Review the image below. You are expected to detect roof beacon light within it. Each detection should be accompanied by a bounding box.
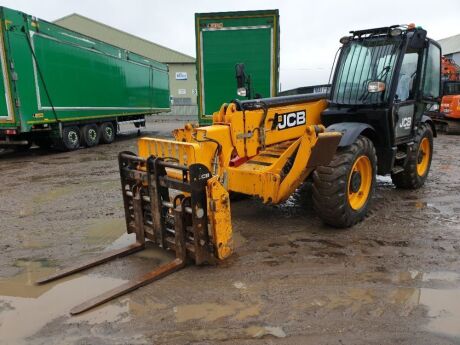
[340,36,350,45]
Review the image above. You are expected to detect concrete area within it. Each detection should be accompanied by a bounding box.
[0,117,459,345]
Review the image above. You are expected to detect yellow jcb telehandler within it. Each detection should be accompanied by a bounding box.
[38,24,440,314]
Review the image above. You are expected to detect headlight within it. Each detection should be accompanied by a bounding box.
[367,81,386,93]
[237,87,247,97]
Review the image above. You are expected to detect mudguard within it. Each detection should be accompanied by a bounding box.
[326,122,376,147]
[421,115,437,137]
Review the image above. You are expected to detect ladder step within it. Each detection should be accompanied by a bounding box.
[392,166,405,175]
[395,151,407,160]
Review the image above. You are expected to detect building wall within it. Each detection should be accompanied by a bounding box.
[167,63,198,116]
[168,63,197,104]
[446,52,460,66]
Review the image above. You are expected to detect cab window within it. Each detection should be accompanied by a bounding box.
[423,43,441,99]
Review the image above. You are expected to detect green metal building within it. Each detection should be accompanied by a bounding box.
[54,13,197,116]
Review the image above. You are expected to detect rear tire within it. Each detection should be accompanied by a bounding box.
[391,123,433,189]
[313,136,377,228]
[58,126,80,151]
[99,122,115,144]
[81,124,100,147]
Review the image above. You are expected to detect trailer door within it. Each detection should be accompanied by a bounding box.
[0,26,13,122]
[199,26,274,115]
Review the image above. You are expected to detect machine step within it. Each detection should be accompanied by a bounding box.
[392,166,405,175]
[395,151,407,160]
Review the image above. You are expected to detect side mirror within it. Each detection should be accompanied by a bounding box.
[235,63,248,97]
[408,29,427,50]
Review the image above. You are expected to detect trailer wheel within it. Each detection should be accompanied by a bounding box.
[391,123,433,189]
[100,122,115,144]
[81,124,100,147]
[59,126,80,151]
[312,136,377,228]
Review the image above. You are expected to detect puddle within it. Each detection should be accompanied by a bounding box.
[246,325,286,338]
[85,218,127,246]
[67,298,130,325]
[134,245,175,262]
[420,288,460,338]
[422,271,460,283]
[32,185,76,204]
[309,271,460,339]
[0,274,128,344]
[0,259,58,298]
[174,300,260,322]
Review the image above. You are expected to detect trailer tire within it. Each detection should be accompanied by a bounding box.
[59,126,80,151]
[81,124,100,147]
[312,136,377,228]
[100,122,115,144]
[391,123,433,189]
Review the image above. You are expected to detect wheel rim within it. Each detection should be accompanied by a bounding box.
[68,131,78,145]
[347,155,372,211]
[416,137,430,176]
[105,127,113,138]
[88,128,97,141]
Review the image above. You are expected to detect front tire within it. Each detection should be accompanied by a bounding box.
[391,123,433,189]
[313,136,377,228]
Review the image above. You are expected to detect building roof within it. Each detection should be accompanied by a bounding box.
[54,13,195,64]
[438,34,460,55]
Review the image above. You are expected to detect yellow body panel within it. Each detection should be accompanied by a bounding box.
[137,96,341,261]
[207,176,233,259]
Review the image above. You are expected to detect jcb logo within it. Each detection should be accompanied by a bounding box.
[273,110,306,130]
[399,117,412,130]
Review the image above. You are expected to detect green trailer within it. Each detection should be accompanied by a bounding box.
[195,10,280,125]
[0,7,170,150]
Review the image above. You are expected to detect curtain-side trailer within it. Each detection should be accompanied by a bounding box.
[0,7,170,150]
[195,10,280,125]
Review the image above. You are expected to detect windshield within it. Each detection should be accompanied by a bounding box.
[332,39,400,105]
[443,82,460,96]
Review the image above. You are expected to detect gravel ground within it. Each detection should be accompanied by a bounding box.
[0,117,459,345]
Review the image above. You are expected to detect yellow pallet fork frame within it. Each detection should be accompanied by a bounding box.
[38,95,341,314]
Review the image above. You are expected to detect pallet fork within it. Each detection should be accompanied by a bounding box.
[37,151,227,315]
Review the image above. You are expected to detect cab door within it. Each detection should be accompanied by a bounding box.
[393,51,419,141]
[393,42,441,142]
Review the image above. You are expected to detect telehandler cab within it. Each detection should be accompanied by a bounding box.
[38,24,440,314]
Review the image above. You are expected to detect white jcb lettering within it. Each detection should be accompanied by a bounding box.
[277,115,287,130]
[297,111,306,125]
[399,117,412,130]
[287,113,297,127]
[276,110,307,130]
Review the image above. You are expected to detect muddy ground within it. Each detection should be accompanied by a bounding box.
[0,117,459,345]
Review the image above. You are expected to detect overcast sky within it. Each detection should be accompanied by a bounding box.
[2,0,458,90]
